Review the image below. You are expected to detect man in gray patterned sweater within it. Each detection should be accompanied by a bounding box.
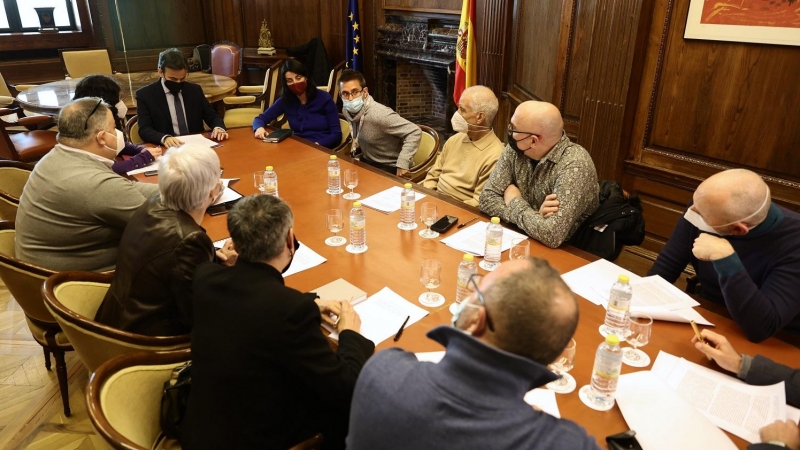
[480,101,599,248]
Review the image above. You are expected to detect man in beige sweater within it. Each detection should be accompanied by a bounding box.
[423,86,503,207]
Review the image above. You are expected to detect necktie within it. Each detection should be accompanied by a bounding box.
[172,93,189,136]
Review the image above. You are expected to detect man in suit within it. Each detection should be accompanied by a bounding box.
[181,195,374,450]
[135,48,228,147]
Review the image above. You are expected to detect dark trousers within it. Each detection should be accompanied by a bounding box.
[360,155,396,175]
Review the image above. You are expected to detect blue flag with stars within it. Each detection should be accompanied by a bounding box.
[346,0,362,72]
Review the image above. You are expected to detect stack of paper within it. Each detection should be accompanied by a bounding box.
[359,186,426,213]
[212,239,326,277]
[439,221,528,257]
[176,133,221,148]
[311,278,368,305]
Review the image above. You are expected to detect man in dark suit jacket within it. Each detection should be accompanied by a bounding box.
[181,195,374,450]
[135,48,228,147]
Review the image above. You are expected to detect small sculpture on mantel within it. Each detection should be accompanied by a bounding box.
[257,19,276,55]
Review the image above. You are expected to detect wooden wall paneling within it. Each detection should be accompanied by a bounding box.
[241,0,322,49]
[363,0,377,87]
[382,0,461,14]
[203,0,245,45]
[321,0,347,66]
[474,0,513,97]
[104,0,206,51]
[559,0,593,127]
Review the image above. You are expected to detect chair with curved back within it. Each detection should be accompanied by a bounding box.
[0,106,57,162]
[405,125,441,183]
[59,48,114,78]
[126,115,143,145]
[0,160,33,199]
[223,61,282,128]
[334,114,352,153]
[0,221,73,416]
[0,191,19,221]
[211,43,242,79]
[43,271,191,374]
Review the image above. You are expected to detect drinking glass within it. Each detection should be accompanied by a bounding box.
[325,209,346,246]
[419,202,439,238]
[343,169,360,200]
[623,315,653,367]
[418,259,445,307]
[546,338,577,394]
[509,238,530,260]
[253,171,265,194]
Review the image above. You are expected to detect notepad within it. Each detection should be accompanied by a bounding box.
[310,278,368,305]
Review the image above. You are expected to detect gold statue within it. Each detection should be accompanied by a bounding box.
[257,19,276,55]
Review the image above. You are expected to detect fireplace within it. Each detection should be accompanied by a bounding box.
[376,15,458,140]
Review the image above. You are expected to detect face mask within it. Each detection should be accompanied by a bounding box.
[282,236,301,274]
[288,81,307,96]
[451,111,470,134]
[507,129,532,153]
[115,100,128,119]
[343,97,364,113]
[164,80,184,95]
[684,188,770,234]
[103,129,125,155]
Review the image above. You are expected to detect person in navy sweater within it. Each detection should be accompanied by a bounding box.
[649,168,800,342]
[253,60,341,149]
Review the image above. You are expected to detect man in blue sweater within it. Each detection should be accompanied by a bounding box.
[346,257,601,450]
[649,169,800,342]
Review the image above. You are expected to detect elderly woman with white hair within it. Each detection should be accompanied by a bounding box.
[94,144,236,336]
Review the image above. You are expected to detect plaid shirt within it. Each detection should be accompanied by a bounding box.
[479,134,599,248]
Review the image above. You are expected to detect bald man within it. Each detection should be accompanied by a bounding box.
[423,86,504,207]
[479,101,599,248]
[649,169,800,342]
[346,257,601,450]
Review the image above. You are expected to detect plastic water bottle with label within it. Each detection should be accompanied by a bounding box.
[479,217,503,271]
[451,254,477,314]
[579,334,623,411]
[398,183,417,230]
[263,166,278,197]
[326,155,343,195]
[347,201,367,254]
[600,275,632,338]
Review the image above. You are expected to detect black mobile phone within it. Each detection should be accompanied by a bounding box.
[207,204,227,216]
[144,170,158,177]
[431,215,458,233]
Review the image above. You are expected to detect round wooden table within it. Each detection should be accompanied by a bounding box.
[15,72,238,116]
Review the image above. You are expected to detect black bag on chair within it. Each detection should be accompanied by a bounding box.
[189,44,211,72]
[161,361,192,440]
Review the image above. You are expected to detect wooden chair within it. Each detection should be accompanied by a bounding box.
[126,115,143,145]
[211,43,242,79]
[223,61,282,129]
[0,191,18,221]
[0,160,33,199]
[0,72,15,108]
[0,106,57,162]
[59,48,113,78]
[43,271,191,374]
[0,221,73,416]
[334,114,352,153]
[405,125,440,183]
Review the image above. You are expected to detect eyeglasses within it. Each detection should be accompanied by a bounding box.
[340,89,364,100]
[507,123,541,141]
[466,274,495,332]
[84,99,103,130]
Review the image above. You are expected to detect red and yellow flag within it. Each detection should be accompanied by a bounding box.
[454,0,477,104]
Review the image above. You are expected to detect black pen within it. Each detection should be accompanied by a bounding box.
[393,315,410,341]
[457,217,478,229]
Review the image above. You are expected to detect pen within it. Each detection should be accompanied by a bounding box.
[690,320,712,360]
[458,217,478,229]
[393,315,410,342]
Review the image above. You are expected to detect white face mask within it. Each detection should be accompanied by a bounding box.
[103,129,126,155]
[115,100,128,119]
[684,188,770,234]
[451,111,470,134]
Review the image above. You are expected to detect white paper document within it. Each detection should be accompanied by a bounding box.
[282,242,327,278]
[328,287,428,345]
[175,133,221,148]
[126,158,159,176]
[522,388,561,418]
[212,187,243,206]
[439,221,528,257]
[651,351,787,443]
[561,259,639,306]
[415,351,445,363]
[359,186,426,213]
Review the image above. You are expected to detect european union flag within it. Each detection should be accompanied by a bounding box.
[346,0,362,72]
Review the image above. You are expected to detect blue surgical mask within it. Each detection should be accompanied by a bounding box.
[343,97,364,114]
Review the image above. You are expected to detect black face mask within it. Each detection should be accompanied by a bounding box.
[164,80,185,95]
[507,129,530,153]
[282,236,301,274]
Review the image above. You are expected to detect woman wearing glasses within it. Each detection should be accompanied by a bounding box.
[253,60,342,149]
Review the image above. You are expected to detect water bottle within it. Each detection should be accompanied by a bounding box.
[455,254,477,303]
[603,275,632,337]
[589,334,623,408]
[327,155,342,194]
[263,165,278,197]
[399,183,416,230]
[482,217,503,270]
[349,201,366,249]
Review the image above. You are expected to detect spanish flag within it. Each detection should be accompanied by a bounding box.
[454,0,476,104]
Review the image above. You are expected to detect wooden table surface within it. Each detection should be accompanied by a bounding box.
[16,72,237,116]
[138,128,800,449]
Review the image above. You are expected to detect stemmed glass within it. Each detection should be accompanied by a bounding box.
[509,238,530,260]
[343,169,360,200]
[546,338,577,394]
[419,202,439,238]
[253,171,265,194]
[325,209,347,246]
[623,315,652,367]
[418,259,445,307]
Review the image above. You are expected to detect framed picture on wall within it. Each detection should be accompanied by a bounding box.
[685,0,800,46]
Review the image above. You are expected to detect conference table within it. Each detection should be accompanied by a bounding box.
[137,127,800,449]
[15,72,237,116]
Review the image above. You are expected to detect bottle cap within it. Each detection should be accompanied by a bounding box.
[353,201,362,207]
[404,183,412,188]
[490,217,500,224]
[605,334,620,346]
[265,166,273,171]
[618,275,630,283]
[463,254,474,262]
[330,155,337,160]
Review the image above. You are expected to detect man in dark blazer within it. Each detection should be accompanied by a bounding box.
[181,194,374,450]
[135,48,228,147]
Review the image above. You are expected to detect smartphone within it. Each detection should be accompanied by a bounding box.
[207,204,227,216]
[431,215,458,233]
[144,170,158,177]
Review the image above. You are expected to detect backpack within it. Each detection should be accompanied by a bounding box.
[189,44,211,72]
[160,361,192,440]
[567,180,645,261]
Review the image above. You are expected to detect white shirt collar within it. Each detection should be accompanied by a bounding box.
[56,143,115,168]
